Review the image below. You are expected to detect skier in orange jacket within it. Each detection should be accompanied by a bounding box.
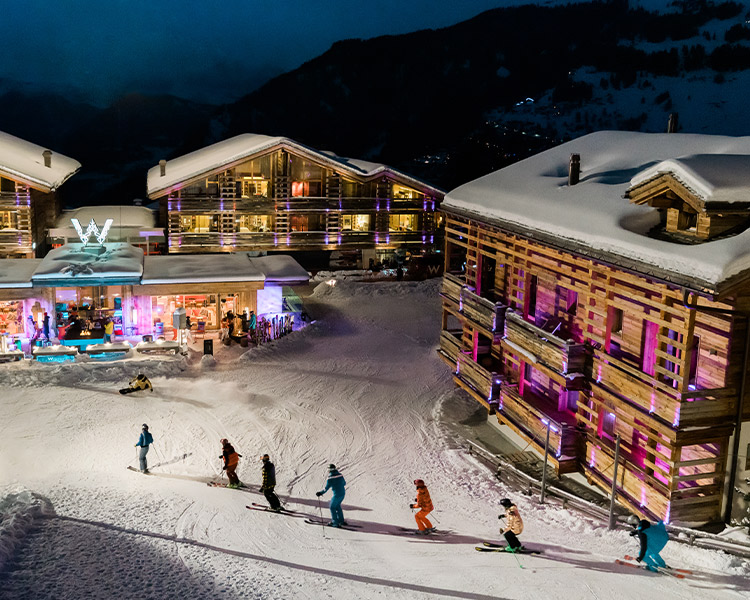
[410,479,435,534]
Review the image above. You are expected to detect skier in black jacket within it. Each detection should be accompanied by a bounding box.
[260,454,282,511]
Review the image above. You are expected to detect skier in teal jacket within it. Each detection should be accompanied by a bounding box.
[629,517,669,572]
[316,464,347,527]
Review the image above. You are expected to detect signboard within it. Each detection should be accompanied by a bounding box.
[71,218,113,246]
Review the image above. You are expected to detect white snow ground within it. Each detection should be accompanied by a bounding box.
[1,280,749,599]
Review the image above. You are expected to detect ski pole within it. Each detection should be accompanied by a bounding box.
[317,496,326,538]
[509,548,524,570]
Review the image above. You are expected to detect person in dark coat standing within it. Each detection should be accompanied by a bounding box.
[316,464,347,527]
[134,424,154,473]
[260,454,282,511]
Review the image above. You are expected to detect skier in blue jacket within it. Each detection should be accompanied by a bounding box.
[316,464,347,527]
[628,516,669,572]
[134,424,154,473]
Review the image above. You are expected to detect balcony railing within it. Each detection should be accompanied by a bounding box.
[438,329,462,366]
[456,353,501,406]
[0,229,31,251]
[497,383,583,470]
[440,273,464,305]
[503,310,587,375]
[167,196,431,212]
[167,230,432,251]
[591,350,735,428]
[460,287,506,334]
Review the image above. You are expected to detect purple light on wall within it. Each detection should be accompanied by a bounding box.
[541,418,559,433]
[665,503,671,524]
[177,201,182,211]
[431,200,436,211]
[589,447,596,468]
[649,391,656,414]
[386,200,390,211]
[375,233,380,244]
[337,233,342,244]
[220,200,224,211]
[274,233,278,247]
[325,234,329,245]
[430,235,434,244]
[672,406,680,427]
[640,486,647,507]
[376,201,380,211]
[168,201,172,211]
[423,200,427,211]
[386,234,390,244]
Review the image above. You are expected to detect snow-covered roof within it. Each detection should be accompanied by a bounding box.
[48,206,163,243]
[0,259,41,288]
[147,134,443,198]
[141,254,264,285]
[630,155,750,206]
[54,206,157,229]
[442,131,750,294]
[250,255,310,284]
[32,243,144,285]
[0,130,80,192]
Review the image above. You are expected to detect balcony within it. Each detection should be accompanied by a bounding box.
[0,229,31,254]
[460,287,506,334]
[503,310,587,376]
[437,329,462,367]
[497,383,583,473]
[455,353,501,411]
[591,350,735,428]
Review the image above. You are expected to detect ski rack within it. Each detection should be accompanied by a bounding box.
[466,439,750,559]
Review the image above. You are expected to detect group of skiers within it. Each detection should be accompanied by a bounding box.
[129,398,669,567]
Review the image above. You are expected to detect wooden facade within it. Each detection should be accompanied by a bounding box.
[149,139,443,257]
[440,212,750,525]
[0,178,61,259]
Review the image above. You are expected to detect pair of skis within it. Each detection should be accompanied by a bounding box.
[615,555,692,578]
[474,542,542,555]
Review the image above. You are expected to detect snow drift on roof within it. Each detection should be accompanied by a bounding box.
[141,253,264,285]
[630,155,750,205]
[442,131,750,291]
[32,243,143,282]
[0,259,42,288]
[0,130,80,192]
[250,255,310,284]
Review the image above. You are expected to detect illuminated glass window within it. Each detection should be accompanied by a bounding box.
[237,215,272,232]
[393,184,423,200]
[389,214,418,231]
[341,215,371,232]
[0,211,16,230]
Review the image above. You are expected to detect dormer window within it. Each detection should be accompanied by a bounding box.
[627,155,750,243]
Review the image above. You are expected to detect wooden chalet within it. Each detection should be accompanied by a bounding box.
[0,131,80,258]
[439,131,750,526]
[147,135,443,262]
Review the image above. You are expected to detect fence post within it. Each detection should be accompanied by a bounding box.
[608,434,622,530]
[540,422,551,504]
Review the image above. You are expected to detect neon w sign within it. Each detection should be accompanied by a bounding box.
[71,218,113,246]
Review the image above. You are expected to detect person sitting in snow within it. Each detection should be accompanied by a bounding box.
[499,498,524,552]
[220,438,242,488]
[130,374,153,392]
[409,479,435,534]
[134,424,154,473]
[260,454,282,511]
[628,515,669,572]
[316,464,347,527]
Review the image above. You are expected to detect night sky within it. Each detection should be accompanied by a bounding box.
[1,0,523,106]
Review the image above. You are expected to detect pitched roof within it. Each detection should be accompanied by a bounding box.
[146,134,442,198]
[629,155,750,205]
[0,130,80,192]
[442,131,750,294]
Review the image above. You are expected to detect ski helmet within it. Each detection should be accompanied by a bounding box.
[261,454,270,461]
[328,463,336,471]
[414,479,425,486]
[142,424,148,430]
[627,515,640,527]
[220,438,229,445]
[500,498,513,508]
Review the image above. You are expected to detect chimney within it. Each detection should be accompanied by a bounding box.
[159,159,167,177]
[42,150,52,168]
[667,112,679,133]
[568,153,580,186]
